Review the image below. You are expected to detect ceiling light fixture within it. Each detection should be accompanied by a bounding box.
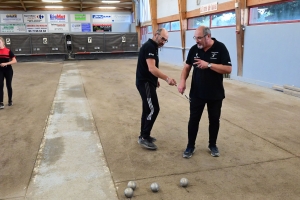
[99,6,117,9]
[42,0,63,2]
[45,6,64,8]
[102,1,120,3]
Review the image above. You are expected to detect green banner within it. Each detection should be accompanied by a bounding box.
[0,23,26,32]
[75,14,86,21]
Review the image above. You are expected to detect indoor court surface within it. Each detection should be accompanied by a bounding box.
[1,59,300,200]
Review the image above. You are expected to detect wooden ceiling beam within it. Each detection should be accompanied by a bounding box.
[20,0,27,11]
[235,0,246,76]
[80,0,82,12]
[178,0,187,62]
[0,3,131,7]
[149,0,158,36]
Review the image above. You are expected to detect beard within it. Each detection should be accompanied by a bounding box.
[197,44,203,49]
[155,37,164,48]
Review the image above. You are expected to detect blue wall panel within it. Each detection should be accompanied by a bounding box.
[158,47,183,66]
[158,31,183,66]
[243,23,300,87]
[211,27,237,77]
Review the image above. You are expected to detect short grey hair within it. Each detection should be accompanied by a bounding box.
[156,28,164,34]
[203,26,211,36]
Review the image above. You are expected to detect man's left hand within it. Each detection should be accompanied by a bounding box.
[193,58,208,69]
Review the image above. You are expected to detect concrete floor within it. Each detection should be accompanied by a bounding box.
[0,59,300,200]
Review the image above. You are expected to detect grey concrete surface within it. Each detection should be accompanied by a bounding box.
[25,63,118,199]
[0,59,300,200]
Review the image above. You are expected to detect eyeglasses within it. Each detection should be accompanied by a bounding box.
[193,35,207,41]
[158,34,168,43]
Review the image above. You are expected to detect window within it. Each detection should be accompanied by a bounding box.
[188,16,210,29]
[211,11,236,27]
[171,21,180,31]
[147,26,152,33]
[158,22,170,31]
[249,0,300,24]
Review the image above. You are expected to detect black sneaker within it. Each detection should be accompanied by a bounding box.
[208,145,220,157]
[138,136,157,150]
[0,102,4,109]
[183,147,195,158]
[8,101,13,106]
[149,136,156,142]
[138,136,156,143]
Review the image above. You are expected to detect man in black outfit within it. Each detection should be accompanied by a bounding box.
[178,26,232,158]
[136,28,177,150]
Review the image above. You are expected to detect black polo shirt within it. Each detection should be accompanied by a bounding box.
[136,39,159,87]
[186,38,231,100]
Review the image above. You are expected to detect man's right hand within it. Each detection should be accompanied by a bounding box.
[166,77,177,86]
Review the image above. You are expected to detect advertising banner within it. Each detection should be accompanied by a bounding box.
[71,23,81,32]
[112,14,131,23]
[92,24,111,32]
[0,23,26,33]
[48,14,68,22]
[48,23,69,32]
[81,23,91,32]
[71,23,91,32]
[23,14,46,23]
[26,24,48,33]
[92,14,131,23]
[1,14,23,23]
[70,14,90,22]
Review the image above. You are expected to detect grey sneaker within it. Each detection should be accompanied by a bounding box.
[138,136,157,150]
[208,145,220,157]
[8,101,13,106]
[0,102,4,109]
[183,147,195,158]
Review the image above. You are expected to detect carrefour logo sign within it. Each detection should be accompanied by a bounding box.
[37,15,44,19]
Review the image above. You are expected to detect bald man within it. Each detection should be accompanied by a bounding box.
[178,26,232,158]
[136,28,177,150]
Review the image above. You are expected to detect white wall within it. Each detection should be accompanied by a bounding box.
[186,0,232,12]
[157,0,179,18]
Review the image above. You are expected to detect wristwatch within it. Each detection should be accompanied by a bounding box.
[207,63,212,68]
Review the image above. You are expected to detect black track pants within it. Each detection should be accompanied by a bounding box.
[0,67,13,103]
[187,98,223,148]
[137,82,160,139]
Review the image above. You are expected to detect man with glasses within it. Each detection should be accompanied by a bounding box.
[136,28,177,150]
[178,26,232,158]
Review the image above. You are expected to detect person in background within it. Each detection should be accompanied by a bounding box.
[0,36,17,109]
[178,26,232,158]
[136,28,177,150]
